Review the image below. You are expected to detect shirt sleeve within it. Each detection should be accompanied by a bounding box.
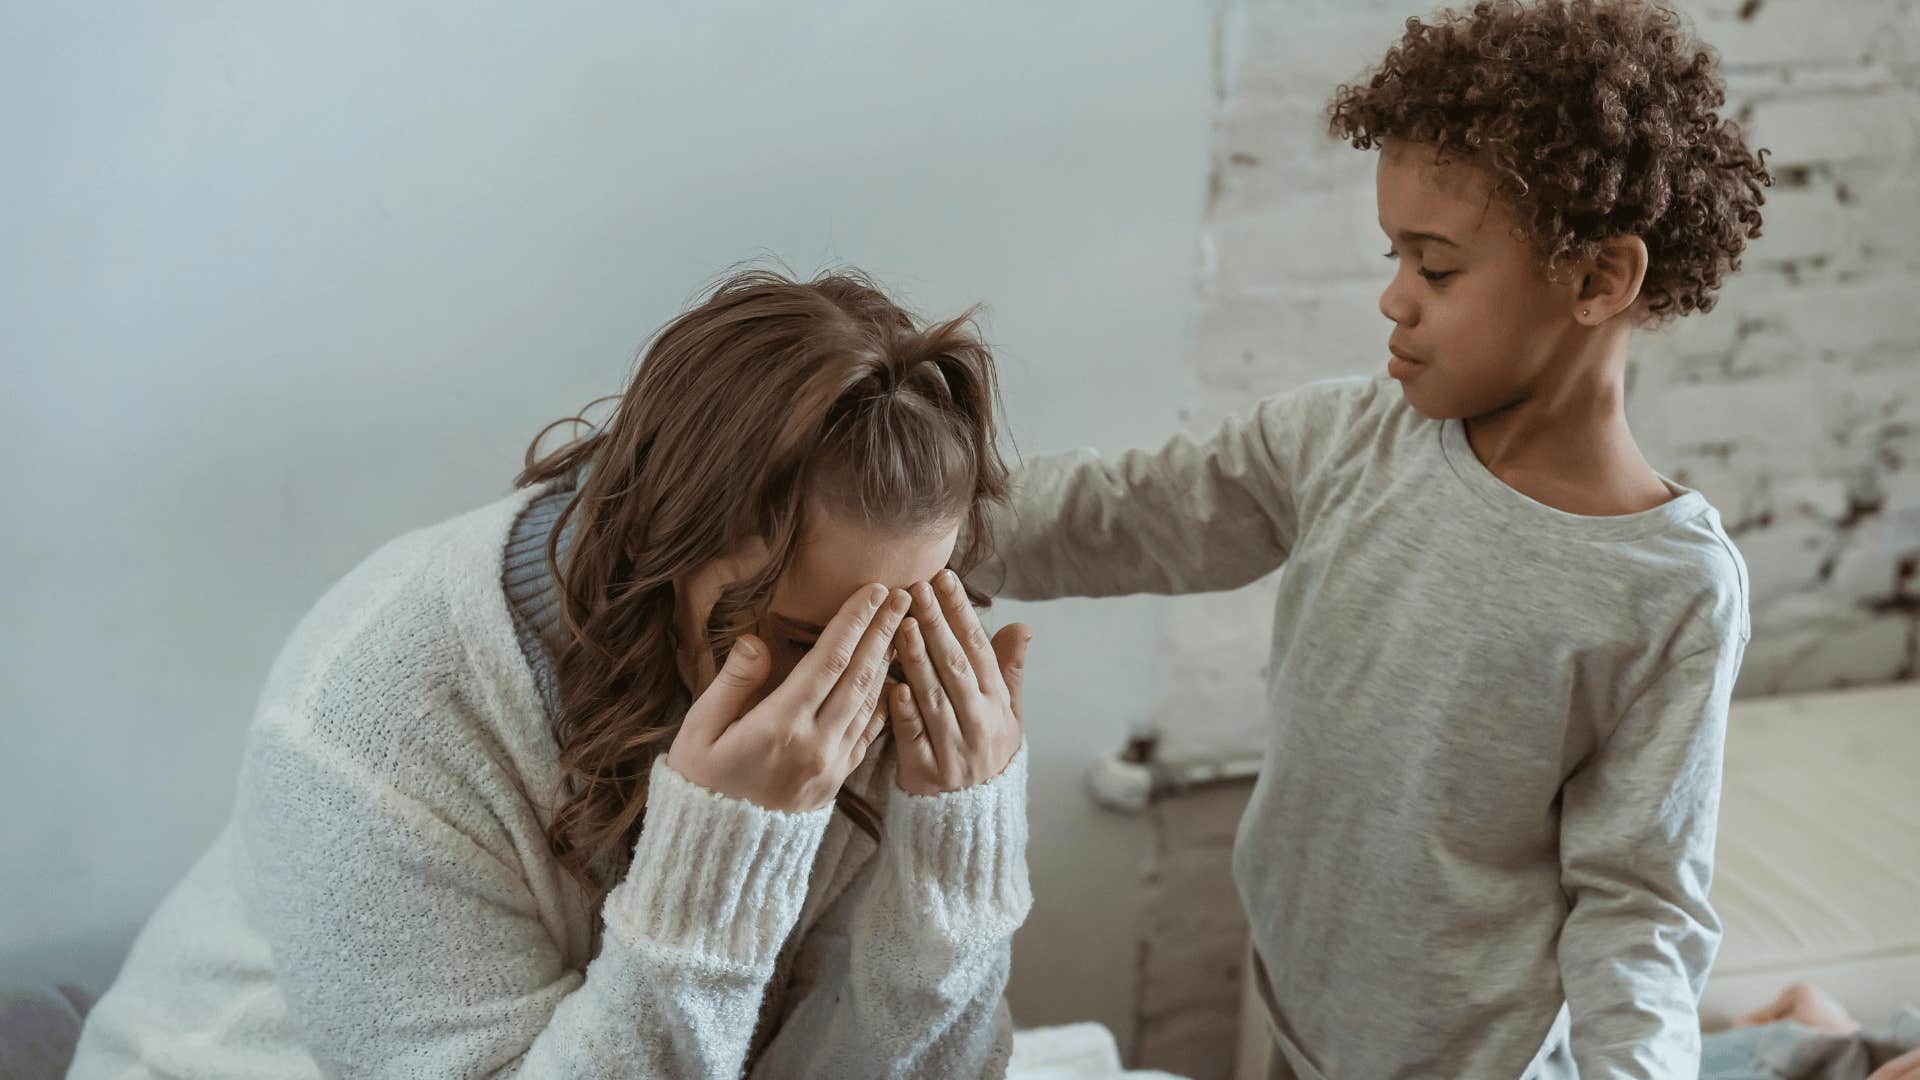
[746,746,1033,1079]
[238,718,831,1079]
[1555,626,1746,1077]
[970,379,1373,601]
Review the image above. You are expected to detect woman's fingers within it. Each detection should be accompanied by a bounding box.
[934,569,1004,700]
[681,634,771,743]
[888,681,939,787]
[991,623,1031,723]
[887,680,923,742]
[787,584,889,709]
[910,581,981,740]
[849,693,889,768]
[818,587,911,744]
[896,615,960,765]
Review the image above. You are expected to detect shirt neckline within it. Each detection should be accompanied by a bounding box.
[1438,416,1709,542]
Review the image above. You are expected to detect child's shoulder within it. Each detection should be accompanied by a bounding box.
[1255,374,1407,440]
[1639,498,1753,649]
[1247,374,1422,470]
[1264,373,1395,414]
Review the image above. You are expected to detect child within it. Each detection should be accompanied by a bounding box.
[977,1,1769,1076]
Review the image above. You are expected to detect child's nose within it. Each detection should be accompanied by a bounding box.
[1379,274,1418,327]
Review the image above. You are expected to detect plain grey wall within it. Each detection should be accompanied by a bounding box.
[0,1,1212,1040]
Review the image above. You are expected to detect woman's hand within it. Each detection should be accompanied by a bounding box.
[667,583,911,811]
[888,569,1030,795]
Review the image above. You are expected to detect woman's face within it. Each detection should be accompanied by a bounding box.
[677,509,962,707]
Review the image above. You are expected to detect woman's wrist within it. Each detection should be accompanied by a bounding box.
[882,742,1033,944]
[604,757,833,970]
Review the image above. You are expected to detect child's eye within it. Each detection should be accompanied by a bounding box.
[1386,249,1453,283]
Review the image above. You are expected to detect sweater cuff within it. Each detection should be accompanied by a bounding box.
[603,758,832,971]
[883,742,1033,944]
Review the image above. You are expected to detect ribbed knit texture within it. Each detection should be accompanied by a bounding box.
[501,483,572,719]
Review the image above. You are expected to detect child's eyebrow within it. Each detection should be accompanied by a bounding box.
[1396,228,1462,248]
[1380,218,1463,248]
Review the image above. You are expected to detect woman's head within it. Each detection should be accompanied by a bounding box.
[1327,0,1771,419]
[519,267,1009,896]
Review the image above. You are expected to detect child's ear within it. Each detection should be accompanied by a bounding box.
[1575,235,1649,326]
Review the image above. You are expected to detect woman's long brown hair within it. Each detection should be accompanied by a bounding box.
[516,268,1010,903]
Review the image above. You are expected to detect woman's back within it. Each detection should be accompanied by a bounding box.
[70,489,586,1077]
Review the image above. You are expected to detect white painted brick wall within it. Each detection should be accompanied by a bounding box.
[1165,0,1920,763]
[1129,2,1920,1071]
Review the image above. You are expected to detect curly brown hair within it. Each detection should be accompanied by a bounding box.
[1327,0,1772,318]
[517,268,1009,907]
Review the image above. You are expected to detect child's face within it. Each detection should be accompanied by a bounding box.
[1374,139,1582,421]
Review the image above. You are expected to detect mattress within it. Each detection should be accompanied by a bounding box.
[1702,682,1920,1029]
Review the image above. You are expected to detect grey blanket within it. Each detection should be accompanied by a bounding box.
[1706,1010,1920,1080]
[0,983,95,1080]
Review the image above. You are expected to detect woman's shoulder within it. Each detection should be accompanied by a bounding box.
[245,487,556,802]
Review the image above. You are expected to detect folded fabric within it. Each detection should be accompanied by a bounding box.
[1009,1021,1192,1080]
[1704,1007,1920,1079]
[0,982,96,1080]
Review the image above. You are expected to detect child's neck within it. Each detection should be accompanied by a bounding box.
[1463,328,1673,518]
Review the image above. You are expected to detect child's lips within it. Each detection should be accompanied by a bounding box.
[1387,345,1425,378]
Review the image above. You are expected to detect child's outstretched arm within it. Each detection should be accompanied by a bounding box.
[1555,617,1747,1077]
[972,379,1369,602]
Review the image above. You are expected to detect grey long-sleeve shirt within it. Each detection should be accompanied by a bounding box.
[976,376,1750,1079]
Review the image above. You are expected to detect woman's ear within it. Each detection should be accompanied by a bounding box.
[1575,235,1649,326]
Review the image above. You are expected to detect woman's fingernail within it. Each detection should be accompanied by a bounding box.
[938,569,961,592]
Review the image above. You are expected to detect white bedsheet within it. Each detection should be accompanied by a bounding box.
[1009,1022,1191,1080]
[1703,682,1920,1029]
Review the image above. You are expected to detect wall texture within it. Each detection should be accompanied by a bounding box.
[1161,0,1919,771]
[0,1,1216,1045]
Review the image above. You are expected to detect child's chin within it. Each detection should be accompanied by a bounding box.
[1393,377,1463,421]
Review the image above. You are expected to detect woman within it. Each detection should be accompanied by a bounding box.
[69,269,1035,1078]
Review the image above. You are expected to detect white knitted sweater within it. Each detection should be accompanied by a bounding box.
[68,486,1032,1078]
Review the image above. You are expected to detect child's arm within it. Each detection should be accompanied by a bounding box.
[973,379,1366,601]
[1555,622,1746,1077]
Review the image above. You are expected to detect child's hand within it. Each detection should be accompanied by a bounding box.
[888,570,1029,795]
[666,583,910,811]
